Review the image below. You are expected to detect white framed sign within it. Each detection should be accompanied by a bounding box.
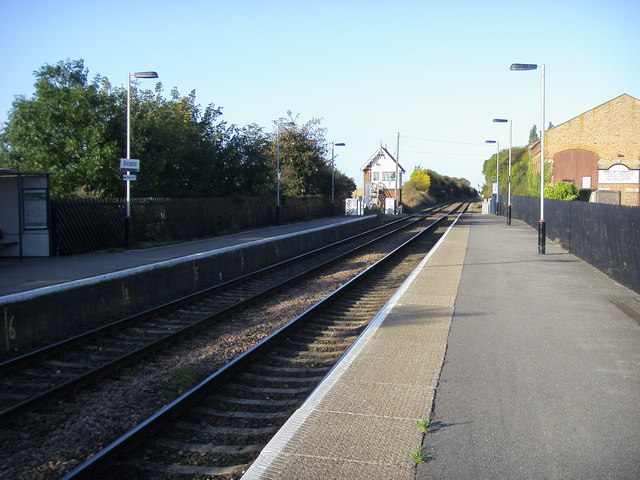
[598,164,639,184]
[23,188,48,229]
[120,158,140,172]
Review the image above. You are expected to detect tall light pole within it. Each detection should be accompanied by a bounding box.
[276,121,295,225]
[493,118,512,225]
[331,141,345,216]
[395,132,400,214]
[126,71,158,247]
[485,140,499,215]
[511,63,546,254]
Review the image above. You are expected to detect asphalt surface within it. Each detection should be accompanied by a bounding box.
[417,215,640,479]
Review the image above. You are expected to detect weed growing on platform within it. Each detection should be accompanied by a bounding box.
[417,418,430,434]
[410,418,431,463]
[410,444,429,464]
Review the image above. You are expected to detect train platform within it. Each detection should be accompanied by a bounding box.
[0,216,365,298]
[244,213,640,480]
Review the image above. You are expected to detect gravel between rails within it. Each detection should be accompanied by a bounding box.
[0,249,386,480]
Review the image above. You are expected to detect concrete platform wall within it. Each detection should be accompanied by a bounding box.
[1,216,381,355]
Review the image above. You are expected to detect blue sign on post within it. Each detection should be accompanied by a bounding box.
[119,158,140,172]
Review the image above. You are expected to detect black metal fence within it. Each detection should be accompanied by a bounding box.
[52,195,333,256]
[500,195,640,294]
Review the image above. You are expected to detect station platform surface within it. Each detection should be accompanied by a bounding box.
[244,213,640,480]
[0,216,357,298]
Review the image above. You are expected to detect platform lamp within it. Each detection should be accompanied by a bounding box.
[276,121,295,225]
[331,142,346,215]
[485,140,499,216]
[126,71,158,247]
[511,63,546,254]
[493,118,512,225]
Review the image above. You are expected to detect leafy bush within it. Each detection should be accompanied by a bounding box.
[545,181,579,200]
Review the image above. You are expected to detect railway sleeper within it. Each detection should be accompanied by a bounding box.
[322,305,379,316]
[224,382,310,397]
[281,338,352,353]
[42,359,90,369]
[188,406,291,429]
[119,457,246,478]
[236,372,324,388]
[3,381,52,393]
[0,391,29,402]
[305,316,368,328]
[86,351,129,363]
[247,364,330,378]
[175,421,279,437]
[23,369,76,379]
[153,437,264,456]
[261,352,336,368]
[210,393,299,408]
[266,347,341,361]
[287,332,358,345]
[177,412,274,431]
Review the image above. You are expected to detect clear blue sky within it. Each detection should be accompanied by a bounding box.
[1,0,639,190]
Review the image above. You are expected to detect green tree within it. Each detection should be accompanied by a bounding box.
[271,114,330,196]
[129,85,228,198]
[1,60,352,201]
[529,124,539,143]
[545,181,579,200]
[223,123,272,195]
[408,168,431,192]
[0,59,122,197]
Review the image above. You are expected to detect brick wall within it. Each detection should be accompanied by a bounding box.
[542,94,640,206]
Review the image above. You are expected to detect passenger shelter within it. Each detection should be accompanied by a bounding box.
[0,170,54,257]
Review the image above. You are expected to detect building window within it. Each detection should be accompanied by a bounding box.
[382,171,396,181]
[373,172,379,181]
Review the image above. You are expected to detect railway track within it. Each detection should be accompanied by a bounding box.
[62,201,468,479]
[0,205,450,425]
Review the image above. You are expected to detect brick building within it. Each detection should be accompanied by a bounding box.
[535,93,640,206]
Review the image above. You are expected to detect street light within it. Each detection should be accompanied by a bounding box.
[493,118,513,225]
[126,71,158,247]
[511,62,546,254]
[331,141,345,215]
[485,140,499,215]
[276,121,295,225]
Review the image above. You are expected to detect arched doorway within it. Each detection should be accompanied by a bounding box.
[552,149,598,199]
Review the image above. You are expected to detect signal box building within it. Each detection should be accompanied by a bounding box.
[361,146,405,212]
[537,93,640,206]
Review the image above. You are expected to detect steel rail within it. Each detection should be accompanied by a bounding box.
[61,202,468,479]
[0,206,449,423]
[0,212,419,373]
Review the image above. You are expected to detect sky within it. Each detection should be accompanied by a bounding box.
[1,0,639,191]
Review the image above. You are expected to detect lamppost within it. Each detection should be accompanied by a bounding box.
[493,118,512,225]
[126,71,158,247]
[511,63,546,254]
[331,141,345,215]
[276,121,295,225]
[485,140,499,215]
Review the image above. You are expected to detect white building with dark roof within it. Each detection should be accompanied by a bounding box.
[360,146,405,211]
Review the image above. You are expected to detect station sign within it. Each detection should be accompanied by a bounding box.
[122,174,137,181]
[597,164,639,184]
[120,158,140,172]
